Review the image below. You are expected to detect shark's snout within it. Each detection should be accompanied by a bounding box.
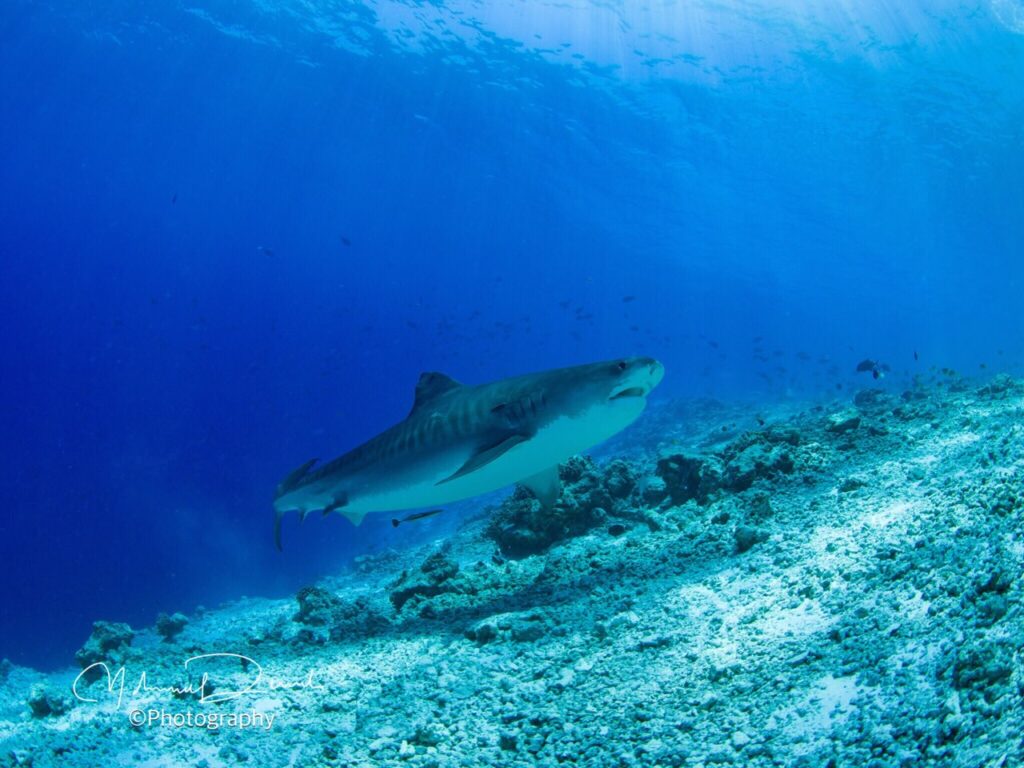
[645,358,665,389]
[609,357,664,400]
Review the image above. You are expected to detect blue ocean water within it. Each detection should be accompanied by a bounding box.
[1,0,1021,670]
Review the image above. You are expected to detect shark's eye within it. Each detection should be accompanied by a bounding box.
[617,361,628,372]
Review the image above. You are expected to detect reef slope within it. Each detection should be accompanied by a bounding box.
[2,375,1022,767]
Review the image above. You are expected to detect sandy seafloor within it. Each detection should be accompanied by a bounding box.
[2,374,1022,767]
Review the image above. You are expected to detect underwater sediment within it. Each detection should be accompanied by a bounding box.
[1,374,1022,767]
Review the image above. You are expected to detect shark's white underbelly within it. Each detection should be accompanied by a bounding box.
[348,397,646,517]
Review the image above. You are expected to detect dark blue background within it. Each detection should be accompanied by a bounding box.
[1,0,1021,668]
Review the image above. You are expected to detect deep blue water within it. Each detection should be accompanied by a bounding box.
[1,0,1022,670]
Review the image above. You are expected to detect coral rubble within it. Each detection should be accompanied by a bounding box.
[2,375,1022,767]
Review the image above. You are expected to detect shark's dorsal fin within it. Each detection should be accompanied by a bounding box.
[412,371,462,412]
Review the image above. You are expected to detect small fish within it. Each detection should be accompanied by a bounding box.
[872,368,883,380]
[855,359,877,372]
[622,295,636,303]
[171,192,177,204]
[913,350,919,361]
[341,236,352,247]
[391,509,445,527]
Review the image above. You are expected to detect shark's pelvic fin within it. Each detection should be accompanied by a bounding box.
[324,494,348,515]
[411,372,462,413]
[342,508,367,527]
[277,492,349,551]
[436,433,530,485]
[521,466,561,508]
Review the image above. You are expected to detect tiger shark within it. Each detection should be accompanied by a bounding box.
[273,356,664,549]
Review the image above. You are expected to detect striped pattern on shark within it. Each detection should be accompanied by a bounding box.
[273,356,664,549]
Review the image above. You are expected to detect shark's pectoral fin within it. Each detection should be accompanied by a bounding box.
[521,466,562,508]
[437,433,531,485]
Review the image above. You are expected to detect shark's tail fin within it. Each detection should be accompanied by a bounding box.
[273,458,318,551]
[274,509,286,552]
[275,458,318,499]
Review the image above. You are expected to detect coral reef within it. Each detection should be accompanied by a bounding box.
[73,621,134,682]
[26,685,72,718]
[291,586,389,642]
[389,548,462,612]
[2,373,1022,767]
[155,612,189,642]
[484,457,616,557]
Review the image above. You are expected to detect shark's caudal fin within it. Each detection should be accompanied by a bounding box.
[274,458,318,551]
[274,508,287,551]
[275,457,318,498]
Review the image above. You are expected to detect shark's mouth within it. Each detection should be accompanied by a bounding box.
[610,386,646,400]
